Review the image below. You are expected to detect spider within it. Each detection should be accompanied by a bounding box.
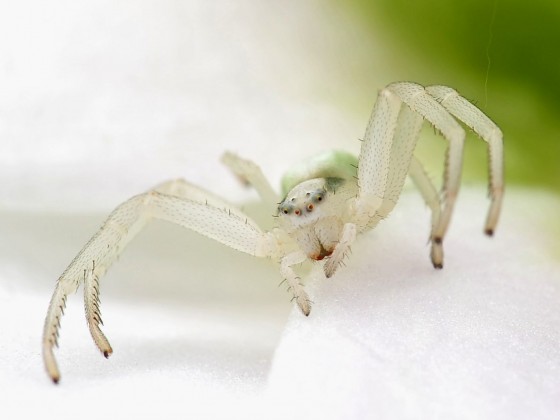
[42,82,504,383]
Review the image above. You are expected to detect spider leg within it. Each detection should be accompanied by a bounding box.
[355,82,502,268]
[280,251,311,316]
[386,82,466,244]
[408,156,443,268]
[84,260,112,358]
[354,88,425,229]
[221,151,279,206]
[42,180,277,383]
[371,105,424,224]
[324,223,357,278]
[426,85,504,235]
[353,87,402,227]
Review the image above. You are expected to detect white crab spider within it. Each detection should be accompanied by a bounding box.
[42,82,504,383]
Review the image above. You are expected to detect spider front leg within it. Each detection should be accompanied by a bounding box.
[42,179,278,383]
[354,82,503,268]
[280,251,312,316]
[425,85,504,235]
[384,82,467,244]
[352,90,447,266]
[44,193,154,382]
[353,87,426,230]
[323,223,357,278]
[389,82,504,239]
[408,156,443,268]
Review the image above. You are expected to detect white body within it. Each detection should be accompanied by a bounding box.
[42,82,504,383]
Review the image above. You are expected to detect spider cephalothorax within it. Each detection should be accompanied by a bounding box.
[42,82,503,383]
[278,176,357,261]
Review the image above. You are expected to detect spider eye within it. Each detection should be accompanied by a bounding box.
[278,202,295,215]
[307,204,314,212]
[311,192,324,203]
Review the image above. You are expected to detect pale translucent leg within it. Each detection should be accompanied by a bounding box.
[84,261,111,358]
[355,82,463,241]
[355,82,501,268]
[356,101,442,267]
[387,82,466,243]
[426,85,504,235]
[280,251,311,316]
[408,156,443,268]
[372,106,424,226]
[152,178,270,225]
[355,87,402,226]
[43,180,274,383]
[221,151,279,205]
[45,194,152,382]
[324,223,357,278]
[358,104,443,267]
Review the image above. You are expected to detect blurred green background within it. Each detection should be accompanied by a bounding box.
[336,0,559,194]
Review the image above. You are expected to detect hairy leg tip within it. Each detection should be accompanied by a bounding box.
[485,228,494,237]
